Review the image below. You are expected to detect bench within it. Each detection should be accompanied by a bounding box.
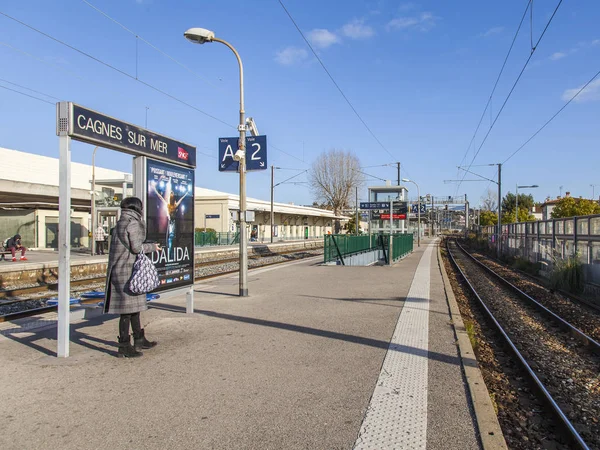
[0,248,12,261]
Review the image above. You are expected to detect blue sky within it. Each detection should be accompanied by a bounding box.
[1,0,599,207]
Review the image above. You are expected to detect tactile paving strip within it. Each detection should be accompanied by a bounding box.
[354,242,433,449]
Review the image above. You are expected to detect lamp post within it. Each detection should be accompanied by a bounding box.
[591,184,598,200]
[515,184,538,223]
[91,146,98,256]
[402,178,420,247]
[270,165,280,243]
[185,27,249,296]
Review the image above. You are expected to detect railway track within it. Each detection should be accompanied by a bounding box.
[446,238,600,450]
[0,249,323,323]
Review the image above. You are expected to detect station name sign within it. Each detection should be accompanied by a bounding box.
[56,102,196,168]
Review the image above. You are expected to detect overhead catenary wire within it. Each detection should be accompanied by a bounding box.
[277,0,398,162]
[0,10,233,128]
[503,67,600,164]
[457,1,531,173]
[0,10,306,164]
[0,84,55,105]
[80,0,225,92]
[0,78,61,101]
[457,0,564,190]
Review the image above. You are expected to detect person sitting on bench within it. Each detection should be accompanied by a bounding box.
[6,234,27,262]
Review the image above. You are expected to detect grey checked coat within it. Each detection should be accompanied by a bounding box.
[103,209,156,314]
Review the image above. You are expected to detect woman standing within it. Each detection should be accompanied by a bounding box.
[104,197,161,358]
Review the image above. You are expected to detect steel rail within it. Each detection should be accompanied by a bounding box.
[455,240,600,354]
[446,239,590,450]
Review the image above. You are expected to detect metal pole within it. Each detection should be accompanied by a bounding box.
[417,187,421,246]
[213,38,248,297]
[91,146,97,256]
[497,163,502,259]
[515,184,519,224]
[397,162,400,186]
[58,134,72,357]
[389,199,393,265]
[355,186,359,235]
[271,165,274,243]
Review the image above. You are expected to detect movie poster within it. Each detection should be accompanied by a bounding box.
[146,159,195,291]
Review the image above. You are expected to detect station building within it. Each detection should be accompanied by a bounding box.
[0,147,344,249]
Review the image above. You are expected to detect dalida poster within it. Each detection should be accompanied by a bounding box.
[146,159,195,291]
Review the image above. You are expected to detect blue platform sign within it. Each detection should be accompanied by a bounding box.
[360,202,391,209]
[218,135,267,172]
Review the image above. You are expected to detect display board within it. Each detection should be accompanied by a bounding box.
[146,159,195,291]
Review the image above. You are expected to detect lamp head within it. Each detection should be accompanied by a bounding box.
[184,28,215,44]
[401,178,410,182]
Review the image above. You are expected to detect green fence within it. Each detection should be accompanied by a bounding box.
[324,233,413,264]
[194,231,239,247]
[391,233,413,262]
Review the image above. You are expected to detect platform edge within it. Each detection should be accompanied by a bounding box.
[436,242,508,450]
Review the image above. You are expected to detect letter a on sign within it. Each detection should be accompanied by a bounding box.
[218,137,240,172]
[222,145,234,161]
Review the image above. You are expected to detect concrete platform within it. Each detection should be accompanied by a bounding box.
[0,238,497,449]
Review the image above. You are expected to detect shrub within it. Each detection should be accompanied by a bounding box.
[549,255,584,294]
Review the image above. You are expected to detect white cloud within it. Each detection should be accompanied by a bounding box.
[341,20,375,39]
[481,26,504,37]
[550,52,567,60]
[307,29,340,49]
[275,47,308,66]
[386,12,437,32]
[561,78,600,103]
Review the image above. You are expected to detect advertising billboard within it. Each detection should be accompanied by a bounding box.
[146,159,195,291]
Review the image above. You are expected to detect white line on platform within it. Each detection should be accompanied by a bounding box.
[354,241,435,450]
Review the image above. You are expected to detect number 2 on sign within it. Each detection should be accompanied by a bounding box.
[251,143,261,160]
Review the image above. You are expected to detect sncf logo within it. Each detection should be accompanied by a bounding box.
[177,147,189,160]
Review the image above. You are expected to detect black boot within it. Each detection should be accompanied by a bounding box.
[134,329,157,352]
[117,335,143,358]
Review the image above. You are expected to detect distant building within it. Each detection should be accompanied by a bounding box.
[0,147,345,248]
[539,192,599,220]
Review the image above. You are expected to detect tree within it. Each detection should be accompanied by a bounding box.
[309,149,362,232]
[479,210,498,226]
[501,192,534,214]
[344,213,362,234]
[551,197,600,218]
[481,189,497,212]
[501,208,535,224]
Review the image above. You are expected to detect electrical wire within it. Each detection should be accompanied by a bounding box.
[0,10,233,127]
[1,10,307,166]
[0,84,55,105]
[80,0,226,92]
[502,67,600,164]
[0,41,86,80]
[458,0,564,190]
[457,1,531,172]
[277,0,397,161]
[0,78,61,101]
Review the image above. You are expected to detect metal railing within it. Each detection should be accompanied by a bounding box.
[324,233,413,264]
[391,233,413,262]
[194,231,239,247]
[479,213,600,284]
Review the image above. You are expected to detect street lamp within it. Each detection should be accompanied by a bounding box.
[185,27,249,297]
[91,146,99,256]
[402,178,420,247]
[591,184,599,200]
[515,184,538,223]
